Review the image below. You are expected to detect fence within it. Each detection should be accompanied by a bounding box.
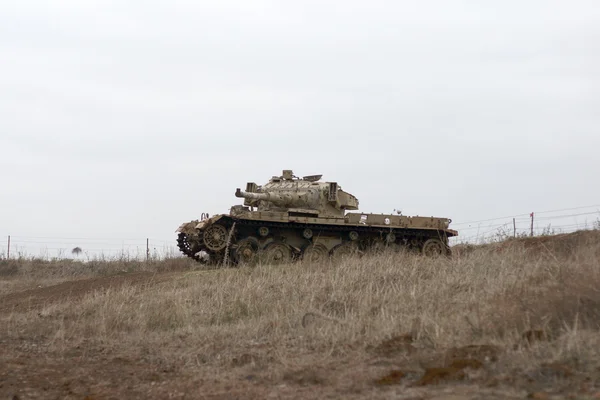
[449,204,600,244]
[1,204,599,260]
[0,236,178,261]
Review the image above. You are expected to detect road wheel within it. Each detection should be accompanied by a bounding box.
[422,238,448,257]
[263,242,292,265]
[302,243,329,263]
[330,242,359,261]
[233,237,260,265]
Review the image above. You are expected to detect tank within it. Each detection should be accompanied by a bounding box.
[176,170,458,265]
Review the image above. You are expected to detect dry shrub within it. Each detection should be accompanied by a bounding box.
[0,260,19,277]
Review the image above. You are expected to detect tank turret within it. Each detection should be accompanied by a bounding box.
[235,170,358,218]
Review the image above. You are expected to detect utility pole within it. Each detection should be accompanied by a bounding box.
[530,212,534,237]
[146,238,150,261]
[513,218,516,238]
[6,236,10,259]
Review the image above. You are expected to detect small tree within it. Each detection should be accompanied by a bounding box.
[71,247,82,257]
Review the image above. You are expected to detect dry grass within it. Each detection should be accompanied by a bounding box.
[1,231,600,399]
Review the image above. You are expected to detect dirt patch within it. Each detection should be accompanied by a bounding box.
[415,366,467,386]
[369,333,415,356]
[449,359,484,370]
[445,345,500,366]
[0,271,174,313]
[282,367,330,385]
[527,392,551,399]
[374,370,406,385]
[537,362,574,379]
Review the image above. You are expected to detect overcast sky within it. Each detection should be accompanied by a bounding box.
[1,1,599,255]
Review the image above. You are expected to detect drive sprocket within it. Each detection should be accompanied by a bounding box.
[177,232,204,262]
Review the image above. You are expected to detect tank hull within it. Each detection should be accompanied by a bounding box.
[176,209,457,265]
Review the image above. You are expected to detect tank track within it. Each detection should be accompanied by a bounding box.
[177,216,450,264]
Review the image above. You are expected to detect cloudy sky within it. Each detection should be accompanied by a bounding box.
[1,1,599,255]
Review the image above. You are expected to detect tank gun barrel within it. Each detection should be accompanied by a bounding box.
[235,188,271,202]
[235,188,311,208]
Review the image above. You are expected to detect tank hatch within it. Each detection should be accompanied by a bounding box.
[302,174,322,182]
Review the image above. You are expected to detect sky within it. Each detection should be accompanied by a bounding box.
[1,1,599,257]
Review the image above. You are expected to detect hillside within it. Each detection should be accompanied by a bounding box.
[1,230,599,399]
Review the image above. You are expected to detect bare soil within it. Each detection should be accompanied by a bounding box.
[0,271,173,314]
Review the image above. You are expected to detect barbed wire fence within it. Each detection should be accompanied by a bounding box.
[0,235,178,262]
[449,204,600,245]
[1,204,599,261]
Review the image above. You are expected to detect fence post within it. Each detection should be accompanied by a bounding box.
[530,212,534,237]
[7,235,10,259]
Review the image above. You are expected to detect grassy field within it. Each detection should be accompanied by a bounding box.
[1,231,599,399]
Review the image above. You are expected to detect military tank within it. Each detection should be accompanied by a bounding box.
[176,170,458,265]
